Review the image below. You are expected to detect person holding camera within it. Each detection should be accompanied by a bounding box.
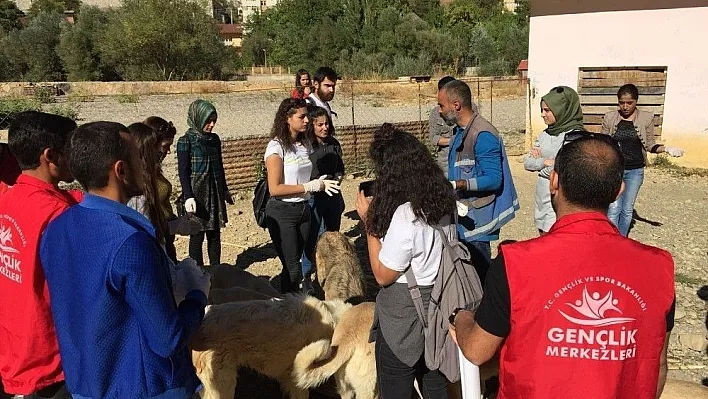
[356,124,456,399]
[265,98,340,293]
[300,105,345,293]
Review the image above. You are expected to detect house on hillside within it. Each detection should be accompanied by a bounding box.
[241,0,278,24]
[526,0,708,167]
[218,23,243,48]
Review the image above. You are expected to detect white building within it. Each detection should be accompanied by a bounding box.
[526,0,708,167]
[240,0,278,24]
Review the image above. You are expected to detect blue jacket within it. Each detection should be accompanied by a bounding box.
[40,194,206,399]
[448,114,520,242]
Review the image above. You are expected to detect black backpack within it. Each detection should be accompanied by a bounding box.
[253,178,270,228]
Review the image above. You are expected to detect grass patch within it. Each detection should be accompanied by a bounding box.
[33,86,56,104]
[649,155,708,178]
[117,94,140,104]
[675,272,706,286]
[45,104,79,121]
[0,97,42,129]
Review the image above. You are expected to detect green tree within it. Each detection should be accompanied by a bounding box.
[58,6,115,81]
[28,0,81,17]
[100,0,229,80]
[0,0,23,36]
[1,12,65,81]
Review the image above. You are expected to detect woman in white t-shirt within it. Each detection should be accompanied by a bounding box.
[264,98,340,293]
[356,124,457,399]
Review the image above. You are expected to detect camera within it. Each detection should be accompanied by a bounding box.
[359,180,376,197]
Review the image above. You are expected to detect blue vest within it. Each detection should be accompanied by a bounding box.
[448,115,520,241]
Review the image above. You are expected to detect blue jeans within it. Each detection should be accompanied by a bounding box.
[607,167,644,237]
[301,193,345,278]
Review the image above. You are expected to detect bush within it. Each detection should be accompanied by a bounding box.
[45,103,78,120]
[0,97,42,128]
[117,94,140,104]
[34,86,56,104]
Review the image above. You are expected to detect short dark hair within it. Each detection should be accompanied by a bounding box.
[8,111,77,170]
[69,121,130,190]
[313,66,339,84]
[442,80,472,109]
[437,76,455,91]
[295,69,310,88]
[617,84,639,100]
[554,138,624,211]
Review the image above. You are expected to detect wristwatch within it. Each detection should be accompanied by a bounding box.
[449,307,470,326]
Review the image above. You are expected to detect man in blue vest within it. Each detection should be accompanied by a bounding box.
[438,80,519,283]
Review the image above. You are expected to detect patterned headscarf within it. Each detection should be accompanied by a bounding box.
[187,99,217,136]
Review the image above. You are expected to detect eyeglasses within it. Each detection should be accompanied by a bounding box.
[562,130,619,148]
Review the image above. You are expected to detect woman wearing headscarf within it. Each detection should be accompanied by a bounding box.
[524,86,584,234]
[177,99,233,266]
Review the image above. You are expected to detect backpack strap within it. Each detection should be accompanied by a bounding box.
[404,267,428,329]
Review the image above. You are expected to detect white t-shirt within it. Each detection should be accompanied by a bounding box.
[264,139,312,203]
[379,202,454,286]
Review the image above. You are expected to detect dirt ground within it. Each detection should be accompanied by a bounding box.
[175,137,708,392]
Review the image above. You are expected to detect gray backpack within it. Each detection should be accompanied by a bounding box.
[405,220,484,383]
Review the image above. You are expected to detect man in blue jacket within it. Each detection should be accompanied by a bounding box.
[40,122,211,399]
[438,80,520,283]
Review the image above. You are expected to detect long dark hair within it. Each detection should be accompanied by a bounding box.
[365,123,456,238]
[144,116,177,144]
[295,69,310,88]
[127,122,166,243]
[270,98,309,151]
[306,105,334,145]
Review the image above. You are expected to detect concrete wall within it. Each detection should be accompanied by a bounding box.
[526,7,708,167]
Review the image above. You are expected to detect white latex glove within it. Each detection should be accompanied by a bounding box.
[303,175,341,196]
[450,180,457,190]
[172,258,211,303]
[184,198,197,213]
[664,146,684,157]
[456,201,469,217]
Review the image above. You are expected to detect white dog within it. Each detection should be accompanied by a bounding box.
[190,295,351,399]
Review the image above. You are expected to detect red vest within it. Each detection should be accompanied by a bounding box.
[0,175,81,394]
[498,212,674,399]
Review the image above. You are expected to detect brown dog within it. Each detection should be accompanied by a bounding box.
[315,232,366,304]
[191,295,351,399]
[294,302,377,399]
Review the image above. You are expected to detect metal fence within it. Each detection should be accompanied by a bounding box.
[221,120,425,191]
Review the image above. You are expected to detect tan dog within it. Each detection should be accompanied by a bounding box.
[208,286,276,305]
[206,264,281,297]
[660,378,708,398]
[315,232,366,304]
[294,302,377,399]
[191,295,351,399]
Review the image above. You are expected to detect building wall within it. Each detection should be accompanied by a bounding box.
[526,6,708,167]
[240,0,278,24]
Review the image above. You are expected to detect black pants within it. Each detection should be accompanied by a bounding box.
[462,240,492,285]
[265,199,311,293]
[189,229,221,266]
[7,381,71,399]
[165,233,178,264]
[375,329,448,399]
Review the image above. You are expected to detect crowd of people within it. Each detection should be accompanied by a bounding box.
[0,66,682,399]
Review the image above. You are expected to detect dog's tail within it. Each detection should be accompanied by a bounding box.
[293,339,354,389]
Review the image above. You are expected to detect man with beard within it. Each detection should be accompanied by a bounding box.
[438,80,519,283]
[429,75,456,174]
[39,122,211,399]
[450,133,675,399]
[307,66,339,120]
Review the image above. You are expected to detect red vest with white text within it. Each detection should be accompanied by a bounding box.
[498,212,674,399]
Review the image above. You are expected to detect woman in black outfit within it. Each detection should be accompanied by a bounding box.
[301,106,345,291]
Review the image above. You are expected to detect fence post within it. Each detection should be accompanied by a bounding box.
[490,79,494,125]
[418,81,423,139]
[477,79,480,100]
[351,80,358,172]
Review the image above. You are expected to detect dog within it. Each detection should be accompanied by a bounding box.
[315,232,366,304]
[208,286,277,305]
[190,294,351,399]
[294,302,377,399]
[206,264,281,297]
